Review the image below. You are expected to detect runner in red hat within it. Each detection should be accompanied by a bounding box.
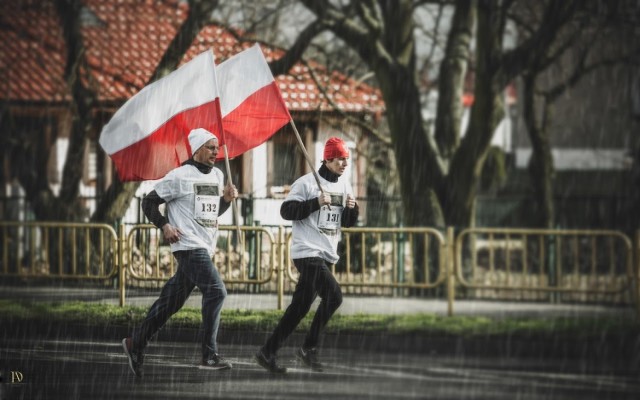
[255,136,359,373]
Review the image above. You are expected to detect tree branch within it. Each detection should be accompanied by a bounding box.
[356,0,383,38]
[304,59,389,145]
[501,0,582,85]
[301,0,381,62]
[544,50,640,103]
[151,0,220,81]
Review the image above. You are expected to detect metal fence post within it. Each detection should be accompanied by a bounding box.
[547,229,558,303]
[118,224,126,307]
[396,223,405,287]
[277,226,285,310]
[446,227,455,316]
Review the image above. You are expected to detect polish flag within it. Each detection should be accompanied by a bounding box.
[98,50,222,181]
[216,44,291,159]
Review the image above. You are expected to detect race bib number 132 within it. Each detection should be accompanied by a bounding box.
[194,183,220,228]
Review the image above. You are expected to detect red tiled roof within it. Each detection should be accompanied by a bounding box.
[0,0,384,114]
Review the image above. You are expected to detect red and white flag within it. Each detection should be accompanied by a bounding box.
[216,44,291,159]
[98,50,222,181]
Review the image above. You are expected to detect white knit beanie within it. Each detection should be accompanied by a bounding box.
[188,128,217,155]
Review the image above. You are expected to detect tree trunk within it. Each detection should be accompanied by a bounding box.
[523,74,555,229]
[379,64,445,228]
[444,0,505,227]
[55,0,96,211]
[91,178,140,224]
[434,0,475,159]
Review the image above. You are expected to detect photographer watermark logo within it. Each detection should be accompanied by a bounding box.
[11,371,24,383]
[0,370,24,384]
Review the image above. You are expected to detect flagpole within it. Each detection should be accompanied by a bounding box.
[221,143,244,251]
[211,48,244,255]
[289,120,327,198]
[289,120,331,211]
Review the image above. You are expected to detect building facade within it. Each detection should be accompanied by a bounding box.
[0,0,384,226]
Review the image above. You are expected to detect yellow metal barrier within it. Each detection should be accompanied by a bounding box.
[1,221,638,317]
[124,224,277,284]
[454,227,636,313]
[284,227,447,290]
[122,223,279,306]
[0,221,118,280]
[118,224,126,307]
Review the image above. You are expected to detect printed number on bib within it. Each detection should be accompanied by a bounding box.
[317,192,344,231]
[194,183,220,228]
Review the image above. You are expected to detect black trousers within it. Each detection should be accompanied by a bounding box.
[262,257,343,356]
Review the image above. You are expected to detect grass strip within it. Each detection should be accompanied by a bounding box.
[1,299,638,339]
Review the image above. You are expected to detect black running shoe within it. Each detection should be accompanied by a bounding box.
[254,350,287,373]
[200,353,232,370]
[122,337,144,377]
[296,347,323,371]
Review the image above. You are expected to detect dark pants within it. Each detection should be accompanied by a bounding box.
[262,257,343,356]
[132,249,227,359]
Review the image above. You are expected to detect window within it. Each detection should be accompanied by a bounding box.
[213,156,242,189]
[272,139,300,187]
[268,123,312,197]
[83,140,97,184]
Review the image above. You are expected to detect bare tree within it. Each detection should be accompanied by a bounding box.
[518,1,640,228]
[289,0,587,233]
[4,0,95,221]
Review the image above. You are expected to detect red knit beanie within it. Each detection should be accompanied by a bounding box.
[323,137,349,160]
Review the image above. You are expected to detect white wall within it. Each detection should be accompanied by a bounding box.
[515,148,632,170]
[252,143,268,198]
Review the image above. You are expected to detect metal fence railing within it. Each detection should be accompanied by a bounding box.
[1,221,638,317]
[284,227,447,287]
[454,228,636,305]
[0,221,118,280]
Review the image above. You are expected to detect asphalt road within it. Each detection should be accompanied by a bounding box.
[2,338,639,400]
[2,285,639,399]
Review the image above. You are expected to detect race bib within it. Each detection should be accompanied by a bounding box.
[193,183,220,228]
[317,192,344,231]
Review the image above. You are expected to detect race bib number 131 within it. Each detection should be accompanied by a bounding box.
[317,193,344,231]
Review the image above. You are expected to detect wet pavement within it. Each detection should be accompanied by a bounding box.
[2,338,640,400]
[1,285,639,399]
